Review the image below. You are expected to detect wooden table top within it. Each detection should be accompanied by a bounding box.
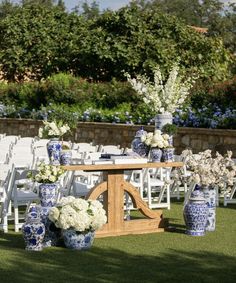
[63,161,184,171]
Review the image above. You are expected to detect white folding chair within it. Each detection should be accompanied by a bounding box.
[1,165,39,232]
[224,178,236,206]
[143,167,171,209]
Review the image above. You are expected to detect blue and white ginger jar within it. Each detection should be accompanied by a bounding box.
[38,183,58,207]
[60,150,72,165]
[162,148,175,162]
[22,211,45,251]
[183,189,208,236]
[47,138,62,165]
[131,127,149,157]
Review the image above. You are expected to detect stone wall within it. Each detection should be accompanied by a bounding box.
[0,118,236,156]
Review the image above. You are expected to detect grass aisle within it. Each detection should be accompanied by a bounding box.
[0,200,235,283]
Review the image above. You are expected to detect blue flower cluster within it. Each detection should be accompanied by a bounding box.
[173,105,236,129]
[0,102,235,129]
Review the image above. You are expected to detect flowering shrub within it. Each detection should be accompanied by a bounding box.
[38,120,70,139]
[126,62,196,114]
[48,196,107,232]
[28,163,65,183]
[141,129,171,148]
[182,149,236,189]
[173,105,236,129]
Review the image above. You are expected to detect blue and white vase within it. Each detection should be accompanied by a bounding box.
[162,148,175,162]
[38,183,58,207]
[150,148,162,162]
[131,127,149,157]
[60,150,72,165]
[39,206,61,247]
[47,138,62,165]
[62,229,95,250]
[202,186,216,231]
[155,113,173,130]
[22,211,45,251]
[183,190,208,236]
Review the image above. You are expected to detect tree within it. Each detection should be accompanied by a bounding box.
[72,3,232,81]
[0,3,82,81]
[139,0,236,53]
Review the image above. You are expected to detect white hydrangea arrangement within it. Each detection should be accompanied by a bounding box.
[141,129,171,148]
[48,196,107,232]
[38,120,70,139]
[28,162,65,183]
[126,62,195,114]
[183,149,236,189]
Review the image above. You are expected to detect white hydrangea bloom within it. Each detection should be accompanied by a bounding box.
[48,197,107,232]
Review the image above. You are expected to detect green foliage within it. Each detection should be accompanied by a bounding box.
[161,123,178,135]
[190,75,236,110]
[0,1,233,82]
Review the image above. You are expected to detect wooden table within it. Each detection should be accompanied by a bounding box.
[64,162,183,238]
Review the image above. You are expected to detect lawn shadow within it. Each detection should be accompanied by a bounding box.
[0,235,235,283]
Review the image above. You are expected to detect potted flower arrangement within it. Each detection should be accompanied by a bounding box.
[28,162,66,207]
[183,149,236,232]
[28,163,66,247]
[126,62,196,129]
[38,120,70,139]
[38,120,70,165]
[48,196,107,250]
[141,130,170,162]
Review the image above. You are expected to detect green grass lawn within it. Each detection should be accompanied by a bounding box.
[0,200,236,283]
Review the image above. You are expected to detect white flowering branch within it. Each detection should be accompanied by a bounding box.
[126,62,196,114]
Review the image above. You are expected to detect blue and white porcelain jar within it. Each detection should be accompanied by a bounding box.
[131,127,149,157]
[202,186,216,232]
[162,148,175,162]
[22,211,45,251]
[183,190,208,236]
[149,147,162,162]
[38,183,58,207]
[62,229,95,250]
[39,206,61,247]
[60,150,72,165]
[47,138,62,165]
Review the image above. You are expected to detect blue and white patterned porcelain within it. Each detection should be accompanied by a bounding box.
[39,206,61,247]
[38,183,58,207]
[131,127,149,157]
[22,211,45,251]
[60,150,72,165]
[47,138,62,165]
[162,148,175,162]
[150,148,162,162]
[202,186,216,231]
[155,113,173,130]
[183,190,208,236]
[62,229,95,250]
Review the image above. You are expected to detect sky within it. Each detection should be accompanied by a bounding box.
[65,0,132,11]
[9,0,236,12]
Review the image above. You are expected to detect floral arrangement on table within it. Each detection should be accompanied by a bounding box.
[182,149,236,189]
[48,196,107,232]
[126,62,196,114]
[38,120,70,139]
[28,162,66,184]
[141,129,171,149]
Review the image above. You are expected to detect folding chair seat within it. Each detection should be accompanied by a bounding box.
[143,167,171,209]
[1,166,39,232]
[224,178,236,206]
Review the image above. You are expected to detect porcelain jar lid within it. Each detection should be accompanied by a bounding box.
[135,126,147,138]
[189,190,206,202]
